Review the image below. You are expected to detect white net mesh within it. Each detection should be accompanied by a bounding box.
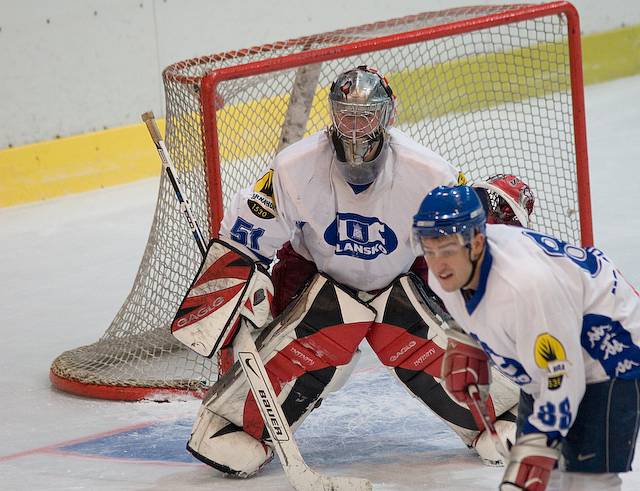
[50,4,590,400]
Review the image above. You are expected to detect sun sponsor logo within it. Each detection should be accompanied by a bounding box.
[248,170,277,219]
[534,333,568,390]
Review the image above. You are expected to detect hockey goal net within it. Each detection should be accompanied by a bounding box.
[50,1,591,400]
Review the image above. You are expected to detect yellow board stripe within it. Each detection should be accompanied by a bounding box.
[582,25,640,84]
[1,24,639,207]
[0,120,165,207]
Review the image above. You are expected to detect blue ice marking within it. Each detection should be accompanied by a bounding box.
[59,419,197,463]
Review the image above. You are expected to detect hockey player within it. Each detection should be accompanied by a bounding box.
[413,185,640,491]
[173,66,520,478]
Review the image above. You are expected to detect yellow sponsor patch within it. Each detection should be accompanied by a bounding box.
[247,169,277,219]
[534,333,568,390]
[457,171,467,185]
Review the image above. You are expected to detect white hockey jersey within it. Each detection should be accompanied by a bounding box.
[429,224,640,438]
[220,128,460,291]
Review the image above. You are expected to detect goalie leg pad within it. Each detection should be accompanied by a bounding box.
[366,274,520,450]
[187,405,273,478]
[244,274,374,439]
[190,274,375,473]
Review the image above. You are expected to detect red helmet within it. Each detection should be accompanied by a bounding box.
[473,174,535,227]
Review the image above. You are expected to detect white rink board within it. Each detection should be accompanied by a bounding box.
[3,0,639,147]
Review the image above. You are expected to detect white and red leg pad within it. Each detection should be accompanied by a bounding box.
[187,273,375,476]
[366,274,520,458]
[187,405,274,478]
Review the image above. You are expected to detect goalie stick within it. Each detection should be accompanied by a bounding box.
[142,111,372,491]
[142,112,207,258]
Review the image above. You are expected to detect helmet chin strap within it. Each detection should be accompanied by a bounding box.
[461,240,483,290]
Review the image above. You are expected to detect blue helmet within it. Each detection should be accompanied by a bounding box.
[413,185,486,243]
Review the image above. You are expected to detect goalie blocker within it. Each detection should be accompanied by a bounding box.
[187,272,519,476]
[171,238,274,358]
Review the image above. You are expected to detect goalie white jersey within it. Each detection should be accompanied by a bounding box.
[429,224,640,439]
[220,128,460,291]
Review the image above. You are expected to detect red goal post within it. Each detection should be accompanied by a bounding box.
[50,1,592,400]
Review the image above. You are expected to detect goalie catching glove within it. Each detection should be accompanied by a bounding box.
[171,238,274,357]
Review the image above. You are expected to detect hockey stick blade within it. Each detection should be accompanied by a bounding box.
[288,467,372,491]
[236,326,372,491]
[467,385,510,458]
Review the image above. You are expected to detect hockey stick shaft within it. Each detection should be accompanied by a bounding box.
[141,112,370,490]
[234,326,371,490]
[141,111,207,257]
[467,384,511,458]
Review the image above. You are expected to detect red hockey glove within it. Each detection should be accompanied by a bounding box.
[441,328,490,404]
[500,433,560,491]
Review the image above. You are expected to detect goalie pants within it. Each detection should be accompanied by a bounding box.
[270,241,433,317]
[188,243,518,475]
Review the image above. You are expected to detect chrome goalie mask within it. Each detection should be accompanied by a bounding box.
[328,66,395,185]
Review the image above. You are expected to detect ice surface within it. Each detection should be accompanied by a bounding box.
[1,75,639,490]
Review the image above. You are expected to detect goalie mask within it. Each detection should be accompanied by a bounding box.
[473,174,535,227]
[328,66,395,185]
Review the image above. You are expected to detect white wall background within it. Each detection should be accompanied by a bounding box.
[2,0,638,148]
